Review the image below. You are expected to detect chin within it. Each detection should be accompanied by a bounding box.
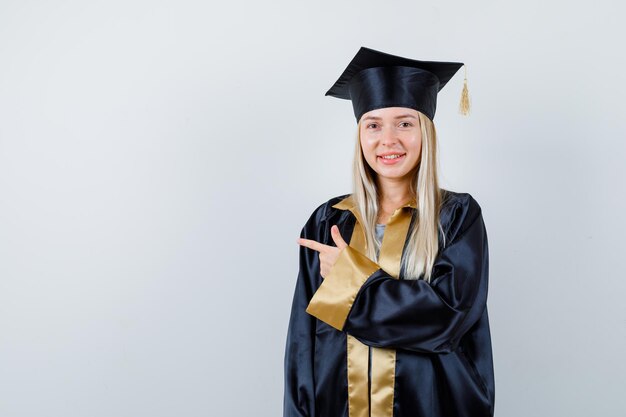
[376,170,412,179]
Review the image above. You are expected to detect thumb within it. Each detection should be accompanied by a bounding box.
[330,225,348,249]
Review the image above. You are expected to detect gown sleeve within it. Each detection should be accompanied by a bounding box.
[283,204,327,417]
[305,195,488,354]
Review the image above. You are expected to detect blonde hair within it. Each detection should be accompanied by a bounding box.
[351,111,448,282]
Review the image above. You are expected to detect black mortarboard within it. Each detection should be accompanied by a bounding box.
[325,46,470,122]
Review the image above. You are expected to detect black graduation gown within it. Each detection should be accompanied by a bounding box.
[283,190,495,417]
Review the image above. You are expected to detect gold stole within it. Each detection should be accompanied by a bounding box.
[333,196,414,417]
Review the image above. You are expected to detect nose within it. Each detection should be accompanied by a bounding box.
[381,125,398,146]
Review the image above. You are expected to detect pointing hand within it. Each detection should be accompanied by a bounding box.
[297,225,348,279]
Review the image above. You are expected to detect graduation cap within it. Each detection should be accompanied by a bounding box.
[325,46,470,122]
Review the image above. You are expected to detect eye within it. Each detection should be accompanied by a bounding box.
[366,123,378,129]
[399,121,413,128]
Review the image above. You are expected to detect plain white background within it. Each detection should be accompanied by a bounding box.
[1,0,624,416]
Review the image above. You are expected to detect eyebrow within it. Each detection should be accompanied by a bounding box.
[362,114,418,121]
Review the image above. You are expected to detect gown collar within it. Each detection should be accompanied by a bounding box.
[332,194,417,210]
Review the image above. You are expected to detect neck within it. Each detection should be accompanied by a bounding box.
[376,177,413,209]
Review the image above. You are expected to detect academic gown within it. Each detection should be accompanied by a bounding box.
[283,190,495,417]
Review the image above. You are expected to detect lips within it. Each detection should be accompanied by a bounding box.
[377,153,406,165]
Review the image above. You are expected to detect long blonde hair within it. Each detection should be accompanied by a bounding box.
[351,111,448,282]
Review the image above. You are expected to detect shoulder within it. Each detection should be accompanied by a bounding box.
[439,189,485,244]
[300,193,351,237]
[307,193,351,221]
[441,189,482,217]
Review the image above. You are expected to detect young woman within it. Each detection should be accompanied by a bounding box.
[283,46,495,417]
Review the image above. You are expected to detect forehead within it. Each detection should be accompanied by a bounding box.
[360,107,420,121]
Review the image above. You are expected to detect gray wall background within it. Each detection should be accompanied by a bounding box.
[1,0,624,416]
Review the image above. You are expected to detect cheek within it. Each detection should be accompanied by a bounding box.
[414,140,422,154]
[365,149,378,163]
[412,144,422,161]
[360,140,377,160]
[408,135,422,153]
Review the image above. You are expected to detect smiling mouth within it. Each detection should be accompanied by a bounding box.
[378,153,406,160]
[377,153,406,164]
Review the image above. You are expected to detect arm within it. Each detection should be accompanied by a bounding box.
[306,198,488,354]
[283,207,326,417]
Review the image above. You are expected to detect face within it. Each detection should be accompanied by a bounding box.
[359,107,422,182]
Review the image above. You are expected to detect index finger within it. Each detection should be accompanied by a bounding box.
[297,238,327,253]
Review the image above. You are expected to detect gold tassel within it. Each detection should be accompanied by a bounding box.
[458,64,471,116]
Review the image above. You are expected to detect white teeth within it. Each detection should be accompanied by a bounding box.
[381,154,404,159]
